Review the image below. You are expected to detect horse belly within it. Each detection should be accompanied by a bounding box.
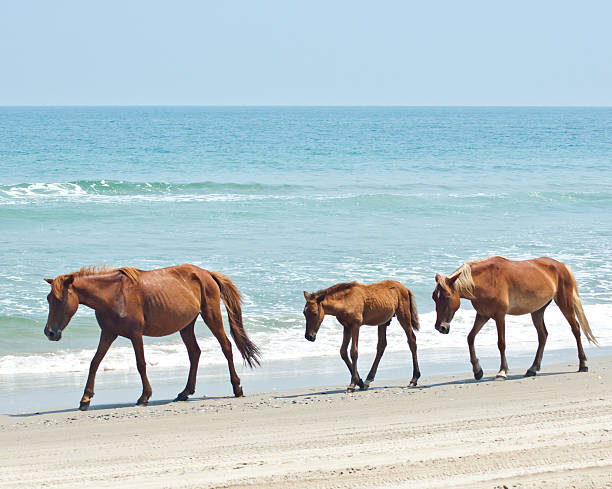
[506,296,552,315]
[362,307,394,326]
[142,293,201,337]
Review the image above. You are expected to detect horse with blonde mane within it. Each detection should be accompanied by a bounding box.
[303,280,420,391]
[432,256,596,380]
[44,264,260,410]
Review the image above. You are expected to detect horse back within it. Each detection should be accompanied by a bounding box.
[470,257,566,315]
[358,280,408,325]
[136,265,217,335]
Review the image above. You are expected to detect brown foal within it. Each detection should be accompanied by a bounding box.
[44,264,260,410]
[432,256,597,380]
[303,280,420,391]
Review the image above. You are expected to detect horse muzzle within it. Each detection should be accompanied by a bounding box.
[305,333,316,342]
[436,322,450,335]
[45,328,62,341]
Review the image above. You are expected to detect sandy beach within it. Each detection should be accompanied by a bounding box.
[1,357,611,489]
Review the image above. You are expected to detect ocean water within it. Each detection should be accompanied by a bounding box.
[1,107,611,412]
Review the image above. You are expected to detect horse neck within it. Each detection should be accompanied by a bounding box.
[320,295,342,316]
[72,273,121,312]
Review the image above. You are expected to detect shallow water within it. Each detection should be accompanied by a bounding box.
[1,107,610,412]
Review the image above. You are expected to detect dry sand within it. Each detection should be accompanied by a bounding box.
[1,358,611,489]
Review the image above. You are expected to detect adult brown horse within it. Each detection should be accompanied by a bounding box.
[432,256,597,380]
[303,280,420,392]
[44,264,260,410]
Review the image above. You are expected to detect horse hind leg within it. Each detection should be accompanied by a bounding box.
[364,324,388,388]
[556,297,588,372]
[175,318,200,401]
[397,307,420,387]
[202,304,243,397]
[525,304,549,377]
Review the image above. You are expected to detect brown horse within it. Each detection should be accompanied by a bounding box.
[303,280,420,391]
[432,256,597,380]
[44,264,260,410]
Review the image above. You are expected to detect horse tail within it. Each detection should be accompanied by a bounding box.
[573,291,597,345]
[564,265,597,345]
[210,271,261,367]
[408,289,420,331]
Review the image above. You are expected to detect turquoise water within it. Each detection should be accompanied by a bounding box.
[1,107,611,411]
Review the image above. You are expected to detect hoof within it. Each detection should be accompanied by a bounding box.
[357,379,366,390]
[234,387,244,397]
[474,368,484,380]
[136,399,149,406]
[409,379,418,387]
[525,369,537,377]
[346,385,355,393]
[578,366,588,373]
[362,382,370,391]
[78,401,90,411]
[495,373,507,381]
[175,392,189,402]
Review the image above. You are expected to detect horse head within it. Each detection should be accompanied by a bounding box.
[432,273,461,334]
[303,291,324,342]
[44,275,79,341]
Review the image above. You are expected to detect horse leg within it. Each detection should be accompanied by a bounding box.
[365,325,387,388]
[202,305,243,397]
[79,330,117,410]
[175,319,200,401]
[339,325,354,381]
[494,314,509,380]
[526,306,549,377]
[468,314,489,380]
[558,302,588,372]
[131,334,152,405]
[397,308,420,387]
[347,324,365,392]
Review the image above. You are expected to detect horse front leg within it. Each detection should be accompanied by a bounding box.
[365,325,387,388]
[176,319,200,401]
[468,314,489,380]
[494,314,509,380]
[348,324,365,392]
[339,325,354,385]
[131,334,152,405]
[80,330,117,410]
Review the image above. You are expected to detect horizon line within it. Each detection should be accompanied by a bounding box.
[1,104,612,109]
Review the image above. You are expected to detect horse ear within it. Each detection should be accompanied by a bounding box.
[44,278,54,285]
[435,273,441,283]
[303,291,310,300]
[446,274,459,288]
[64,275,74,286]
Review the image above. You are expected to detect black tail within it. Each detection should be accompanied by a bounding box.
[210,271,261,367]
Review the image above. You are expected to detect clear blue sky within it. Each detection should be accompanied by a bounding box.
[1,0,611,106]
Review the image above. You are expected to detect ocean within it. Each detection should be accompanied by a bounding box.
[1,107,611,413]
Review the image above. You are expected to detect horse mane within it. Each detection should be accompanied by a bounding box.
[443,263,476,299]
[64,265,141,284]
[313,281,358,299]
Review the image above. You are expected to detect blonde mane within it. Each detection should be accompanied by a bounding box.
[444,263,476,299]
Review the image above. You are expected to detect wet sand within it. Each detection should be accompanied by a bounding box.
[1,357,611,489]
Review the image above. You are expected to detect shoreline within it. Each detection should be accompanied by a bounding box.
[1,356,611,488]
[1,344,609,415]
